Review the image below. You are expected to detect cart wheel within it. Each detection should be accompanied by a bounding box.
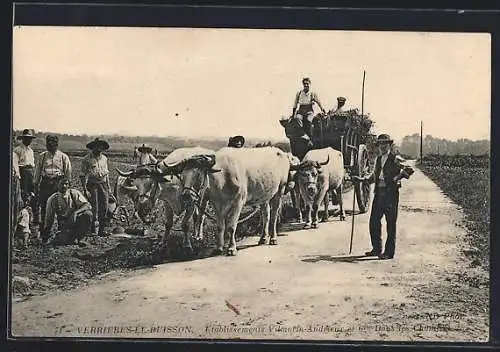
[354,144,372,213]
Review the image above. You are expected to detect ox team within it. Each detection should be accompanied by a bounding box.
[11,77,413,259]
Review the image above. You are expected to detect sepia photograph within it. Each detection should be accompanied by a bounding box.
[10,25,491,342]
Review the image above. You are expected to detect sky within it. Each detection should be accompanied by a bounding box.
[12,27,491,144]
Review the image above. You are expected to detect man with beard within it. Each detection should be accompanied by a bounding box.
[80,138,112,236]
[34,135,72,243]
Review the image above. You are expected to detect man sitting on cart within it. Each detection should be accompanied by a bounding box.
[332,96,347,115]
[291,77,327,139]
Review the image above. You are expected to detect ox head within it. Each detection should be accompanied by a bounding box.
[290,156,329,198]
[115,163,165,223]
[159,154,221,211]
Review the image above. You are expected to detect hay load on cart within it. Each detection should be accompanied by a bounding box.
[280,106,377,213]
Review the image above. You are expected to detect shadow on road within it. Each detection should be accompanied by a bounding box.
[343,209,367,217]
[136,240,265,267]
[301,254,381,263]
[236,243,261,251]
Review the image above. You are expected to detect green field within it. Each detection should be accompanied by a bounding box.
[418,154,490,272]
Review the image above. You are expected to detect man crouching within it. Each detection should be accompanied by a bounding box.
[42,176,93,246]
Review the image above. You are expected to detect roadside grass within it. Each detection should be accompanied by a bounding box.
[418,155,490,273]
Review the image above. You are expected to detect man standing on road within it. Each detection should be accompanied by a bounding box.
[80,138,112,236]
[42,176,93,246]
[14,129,37,211]
[34,135,72,242]
[353,134,414,260]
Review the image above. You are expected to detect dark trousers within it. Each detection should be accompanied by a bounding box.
[19,166,36,207]
[297,109,314,139]
[55,210,93,244]
[87,180,110,234]
[369,188,399,256]
[290,138,313,161]
[39,177,60,239]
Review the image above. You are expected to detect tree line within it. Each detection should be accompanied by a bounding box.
[12,130,288,154]
[398,133,489,158]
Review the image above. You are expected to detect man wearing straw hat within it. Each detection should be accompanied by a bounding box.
[332,96,347,115]
[14,129,37,210]
[80,138,112,236]
[34,135,72,238]
[137,143,158,166]
[353,133,414,260]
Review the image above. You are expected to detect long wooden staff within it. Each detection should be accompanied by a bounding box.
[349,70,366,254]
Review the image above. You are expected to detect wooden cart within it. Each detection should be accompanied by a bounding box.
[309,109,377,213]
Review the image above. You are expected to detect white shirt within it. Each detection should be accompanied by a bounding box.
[17,207,31,234]
[379,151,390,181]
[295,90,321,106]
[81,153,109,180]
[12,152,21,179]
[45,189,90,230]
[14,144,35,167]
[35,150,72,184]
[139,152,158,166]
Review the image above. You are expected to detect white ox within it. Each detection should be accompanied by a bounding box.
[160,146,293,256]
[115,147,214,252]
[294,147,346,228]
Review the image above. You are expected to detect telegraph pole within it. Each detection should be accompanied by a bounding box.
[420,120,423,164]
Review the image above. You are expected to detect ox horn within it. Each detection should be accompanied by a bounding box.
[202,154,215,164]
[199,154,221,173]
[163,159,187,169]
[115,167,135,177]
[318,155,330,166]
[123,185,138,191]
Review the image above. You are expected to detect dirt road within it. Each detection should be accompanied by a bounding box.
[10,162,489,342]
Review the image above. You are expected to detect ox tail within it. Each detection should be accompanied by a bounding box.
[237,207,260,224]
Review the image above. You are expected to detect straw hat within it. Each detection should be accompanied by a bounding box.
[376,134,394,144]
[86,138,110,151]
[16,129,36,140]
[137,144,153,153]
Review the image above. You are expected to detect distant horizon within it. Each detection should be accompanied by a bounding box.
[11,128,490,145]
